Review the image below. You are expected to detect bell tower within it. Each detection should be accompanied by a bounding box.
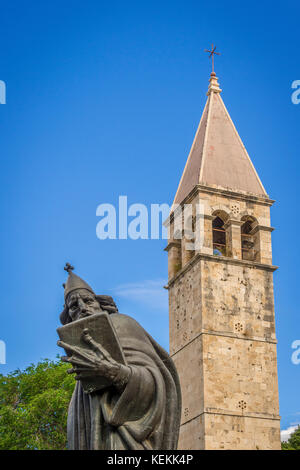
[166,71,281,449]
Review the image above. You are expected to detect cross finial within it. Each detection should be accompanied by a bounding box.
[205,44,220,74]
[64,262,74,273]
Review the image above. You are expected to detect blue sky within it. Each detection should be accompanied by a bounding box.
[0,0,299,435]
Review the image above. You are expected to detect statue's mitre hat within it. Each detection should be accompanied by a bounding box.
[63,263,94,299]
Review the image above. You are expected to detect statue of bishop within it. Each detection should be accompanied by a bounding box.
[57,263,181,450]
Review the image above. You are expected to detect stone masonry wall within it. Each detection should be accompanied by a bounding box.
[169,255,280,449]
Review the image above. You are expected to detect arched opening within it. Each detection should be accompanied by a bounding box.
[183,212,195,264]
[241,216,257,261]
[172,227,183,274]
[212,215,227,256]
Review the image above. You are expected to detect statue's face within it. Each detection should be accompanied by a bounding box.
[66,289,102,322]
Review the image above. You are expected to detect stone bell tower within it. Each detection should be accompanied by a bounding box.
[165,71,281,450]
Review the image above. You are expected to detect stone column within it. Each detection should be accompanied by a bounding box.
[165,241,182,279]
[224,219,243,259]
[251,225,274,265]
[181,236,194,266]
[196,214,213,255]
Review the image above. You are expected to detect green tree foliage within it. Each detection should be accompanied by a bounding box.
[282,426,300,450]
[0,358,75,450]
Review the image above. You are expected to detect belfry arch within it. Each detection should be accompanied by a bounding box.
[212,211,228,256]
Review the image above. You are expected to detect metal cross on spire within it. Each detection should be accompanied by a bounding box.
[64,262,74,273]
[205,44,220,74]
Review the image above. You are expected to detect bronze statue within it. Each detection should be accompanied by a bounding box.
[57,263,181,450]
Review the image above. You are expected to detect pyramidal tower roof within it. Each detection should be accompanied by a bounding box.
[173,72,267,206]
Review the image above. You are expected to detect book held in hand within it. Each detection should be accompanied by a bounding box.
[57,312,127,393]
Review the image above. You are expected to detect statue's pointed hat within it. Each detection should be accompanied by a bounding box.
[63,263,94,299]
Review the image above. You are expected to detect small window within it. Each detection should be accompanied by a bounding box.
[212,216,226,256]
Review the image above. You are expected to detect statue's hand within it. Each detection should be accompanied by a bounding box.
[58,329,130,390]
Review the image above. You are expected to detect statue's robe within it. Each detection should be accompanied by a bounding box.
[67,313,181,450]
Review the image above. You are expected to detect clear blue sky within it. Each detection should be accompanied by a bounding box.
[0,0,299,434]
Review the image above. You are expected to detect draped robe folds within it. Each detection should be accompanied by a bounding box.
[67,313,182,450]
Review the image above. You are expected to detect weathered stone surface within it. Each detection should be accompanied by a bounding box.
[167,187,280,450]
